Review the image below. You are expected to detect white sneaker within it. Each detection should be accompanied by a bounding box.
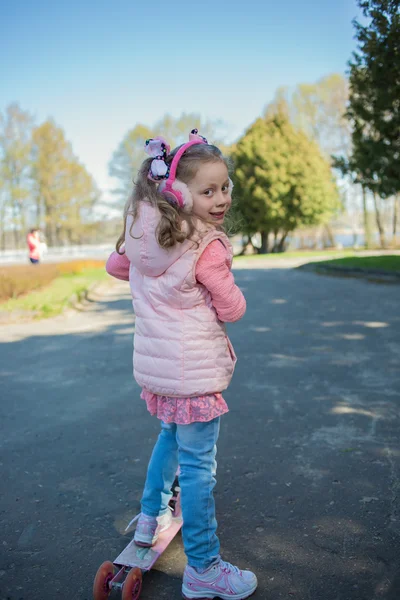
[182,557,257,599]
[133,509,172,547]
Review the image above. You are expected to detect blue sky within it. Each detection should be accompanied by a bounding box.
[1,0,361,209]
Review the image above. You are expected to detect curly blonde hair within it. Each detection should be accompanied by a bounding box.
[116,144,230,253]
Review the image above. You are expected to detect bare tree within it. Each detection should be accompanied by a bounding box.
[0,104,34,248]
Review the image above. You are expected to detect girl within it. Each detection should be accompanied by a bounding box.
[27,228,41,264]
[106,129,257,600]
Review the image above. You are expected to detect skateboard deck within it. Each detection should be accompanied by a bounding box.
[114,516,183,571]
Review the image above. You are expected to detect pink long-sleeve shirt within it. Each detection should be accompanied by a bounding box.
[106,240,246,423]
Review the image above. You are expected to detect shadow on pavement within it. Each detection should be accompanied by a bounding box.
[1,269,400,599]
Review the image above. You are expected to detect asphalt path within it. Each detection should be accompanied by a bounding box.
[1,267,400,600]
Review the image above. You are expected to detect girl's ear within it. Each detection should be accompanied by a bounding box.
[228,178,234,195]
[158,179,194,213]
[172,180,194,213]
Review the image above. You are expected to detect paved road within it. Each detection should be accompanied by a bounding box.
[1,268,400,600]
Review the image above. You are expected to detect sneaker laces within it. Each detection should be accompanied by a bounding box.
[125,512,141,533]
[219,560,240,575]
[125,512,156,534]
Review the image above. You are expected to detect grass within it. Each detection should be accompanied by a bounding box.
[0,266,108,319]
[316,255,400,272]
[233,248,358,260]
[0,259,107,302]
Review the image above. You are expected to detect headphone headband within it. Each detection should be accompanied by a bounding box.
[145,129,209,212]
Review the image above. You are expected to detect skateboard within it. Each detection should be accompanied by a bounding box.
[93,478,182,600]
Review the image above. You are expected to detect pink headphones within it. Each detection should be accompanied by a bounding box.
[145,130,207,213]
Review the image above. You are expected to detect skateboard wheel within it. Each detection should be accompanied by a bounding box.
[93,560,114,600]
[122,567,142,600]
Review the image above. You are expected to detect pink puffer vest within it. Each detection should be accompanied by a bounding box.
[125,202,237,397]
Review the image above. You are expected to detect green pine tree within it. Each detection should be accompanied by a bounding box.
[232,114,339,253]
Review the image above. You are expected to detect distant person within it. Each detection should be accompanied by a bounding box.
[105,129,257,600]
[27,228,41,264]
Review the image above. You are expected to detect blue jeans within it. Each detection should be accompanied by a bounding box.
[141,418,220,569]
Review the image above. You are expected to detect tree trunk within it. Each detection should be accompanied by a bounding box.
[12,203,20,249]
[259,230,269,254]
[18,201,26,246]
[323,224,335,248]
[393,194,398,240]
[249,237,260,254]
[55,223,62,247]
[372,192,386,248]
[362,186,372,248]
[238,235,250,256]
[44,190,56,246]
[352,228,358,247]
[36,194,42,228]
[272,230,279,252]
[277,231,288,252]
[45,210,53,246]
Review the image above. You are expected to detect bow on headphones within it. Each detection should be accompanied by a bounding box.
[144,129,208,212]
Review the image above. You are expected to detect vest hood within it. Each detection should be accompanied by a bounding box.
[125,203,191,277]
